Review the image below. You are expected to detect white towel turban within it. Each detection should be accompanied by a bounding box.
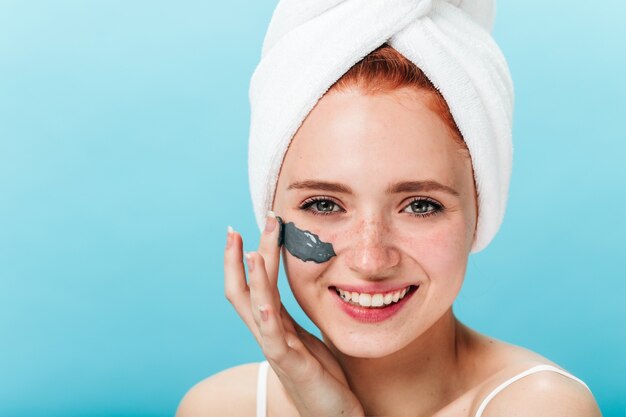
[248,0,514,254]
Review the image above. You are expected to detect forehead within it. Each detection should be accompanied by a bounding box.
[278,88,471,190]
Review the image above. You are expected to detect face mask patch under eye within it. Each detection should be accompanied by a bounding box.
[276,216,336,263]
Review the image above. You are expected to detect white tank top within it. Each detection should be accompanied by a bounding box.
[255,360,592,417]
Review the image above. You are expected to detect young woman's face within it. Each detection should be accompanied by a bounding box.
[272,87,477,358]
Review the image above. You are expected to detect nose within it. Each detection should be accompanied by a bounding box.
[343,219,401,278]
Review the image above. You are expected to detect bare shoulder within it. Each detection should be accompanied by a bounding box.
[479,367,602,417]
[175,362,260,417]
[459,326,602,417]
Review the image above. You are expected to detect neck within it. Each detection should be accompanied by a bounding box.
[322,308,468,417]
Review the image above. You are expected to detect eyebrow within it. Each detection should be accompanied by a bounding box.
[387,180,460,197]
[287,180,460,197]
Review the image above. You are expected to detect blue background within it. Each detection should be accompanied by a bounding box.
[1,1,624,416]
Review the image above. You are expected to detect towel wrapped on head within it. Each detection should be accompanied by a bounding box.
[248,0,514,253]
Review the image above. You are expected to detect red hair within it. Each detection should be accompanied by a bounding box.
[329,43,467,153]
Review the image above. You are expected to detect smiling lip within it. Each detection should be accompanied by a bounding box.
[329,285,418,323]
[328,283,417,294]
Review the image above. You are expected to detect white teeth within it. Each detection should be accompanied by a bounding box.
[358,293,371,307]
[336,286,414,308]
[383,293,393,305]
[371,294,384,307]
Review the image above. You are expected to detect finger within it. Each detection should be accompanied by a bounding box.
[277,305,326,362]
[246,253,307,365]
[277,304,315,347]
[223,227,262,344]
[257,211,281,287]
[246,251,281,328]
[257,302,304,360]
[278,303,308,337]
[278,306,318,362]
[277,305,346,383]
[256,301,309,378]
[279,304,298,335]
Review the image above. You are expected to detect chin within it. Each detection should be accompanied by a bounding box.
[321,327,413,359]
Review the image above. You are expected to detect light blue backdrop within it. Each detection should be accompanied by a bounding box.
[1,1,624,416]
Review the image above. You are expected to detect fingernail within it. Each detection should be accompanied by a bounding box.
[226,225,234,249]
[258,304,269,321]
[245,252,254,272]
[264,211,277,233]
[276,216,284,247]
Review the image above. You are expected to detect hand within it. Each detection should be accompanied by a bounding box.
[224,213,365,417]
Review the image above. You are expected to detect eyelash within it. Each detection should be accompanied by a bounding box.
[299,196,344,216]
[299,196,444,218]
[403,197,444,218]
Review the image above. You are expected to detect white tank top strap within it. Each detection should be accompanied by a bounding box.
[256,360,270,417]
[474,364,592,417]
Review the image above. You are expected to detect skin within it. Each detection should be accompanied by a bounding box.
[273,87,477,358]
[271,87,479,416]
[177,87,603,417]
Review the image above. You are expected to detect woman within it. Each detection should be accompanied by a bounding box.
[177,1,602,416]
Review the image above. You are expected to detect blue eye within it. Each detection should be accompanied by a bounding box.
[300,197,344,216]
[402,198,443,218]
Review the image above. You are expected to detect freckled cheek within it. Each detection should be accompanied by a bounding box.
[399,222,469,273]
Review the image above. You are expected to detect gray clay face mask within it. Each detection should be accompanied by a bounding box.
[276,216,336,263]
